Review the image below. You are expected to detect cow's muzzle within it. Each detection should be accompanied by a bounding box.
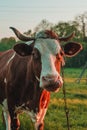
[41,75,63,92]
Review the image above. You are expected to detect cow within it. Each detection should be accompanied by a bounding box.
[0,27,82,130]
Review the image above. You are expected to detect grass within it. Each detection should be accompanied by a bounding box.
[0,68,87,130]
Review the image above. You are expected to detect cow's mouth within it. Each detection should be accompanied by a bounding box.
[44,80,63,92]
[36,75,63,92]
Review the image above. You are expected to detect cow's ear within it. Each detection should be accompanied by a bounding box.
[63,42,82,57]
[13,43,33,56]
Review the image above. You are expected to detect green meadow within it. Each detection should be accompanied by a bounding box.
[0,68,87,130]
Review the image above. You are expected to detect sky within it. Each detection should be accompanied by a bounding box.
[0,0,87,38]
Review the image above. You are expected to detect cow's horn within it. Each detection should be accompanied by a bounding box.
[10,27,35,41]
[59,32,75,42]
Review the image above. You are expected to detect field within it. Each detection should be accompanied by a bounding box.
[0,68,87,130]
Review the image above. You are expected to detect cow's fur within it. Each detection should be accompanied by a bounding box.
[0,28,82,130]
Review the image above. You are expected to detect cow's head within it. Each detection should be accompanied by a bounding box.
[10,27,82,92]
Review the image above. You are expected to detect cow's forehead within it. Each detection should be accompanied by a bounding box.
[35,30,58,39]
[35,31,47,38]
[34,38,61,55]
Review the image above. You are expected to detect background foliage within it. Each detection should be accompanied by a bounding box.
[0,12,87,68]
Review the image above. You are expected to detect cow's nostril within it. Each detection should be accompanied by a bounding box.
[42,76,47,81]
[42,75,58,82]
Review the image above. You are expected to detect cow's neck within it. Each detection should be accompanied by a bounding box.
[18,59,49,112]
[20,79,50,113]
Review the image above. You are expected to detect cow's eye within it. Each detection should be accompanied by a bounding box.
[56,54,60,60]
[56,53,62,61]
[56,50,64,60]
[32,52,38,59]
[60,50,64,56]
[32,51,40,60]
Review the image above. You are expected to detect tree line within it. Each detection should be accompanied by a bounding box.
[0,12,87,68]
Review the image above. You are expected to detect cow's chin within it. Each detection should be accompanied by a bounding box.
[42,81,63,92]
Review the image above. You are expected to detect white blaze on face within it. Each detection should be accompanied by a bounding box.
[35,38,61,88]
[2,99,11,130]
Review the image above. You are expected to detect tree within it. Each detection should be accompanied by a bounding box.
[52,21,82,41]
[34,19,53,32]
[0,37,16,51]
[24,29,32,36]
[75,12,87,40]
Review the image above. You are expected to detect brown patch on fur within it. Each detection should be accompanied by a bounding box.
[45,30,58,39]
[39,90,50,109]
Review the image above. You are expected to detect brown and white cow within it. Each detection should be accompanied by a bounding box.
[0,27,82,130]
